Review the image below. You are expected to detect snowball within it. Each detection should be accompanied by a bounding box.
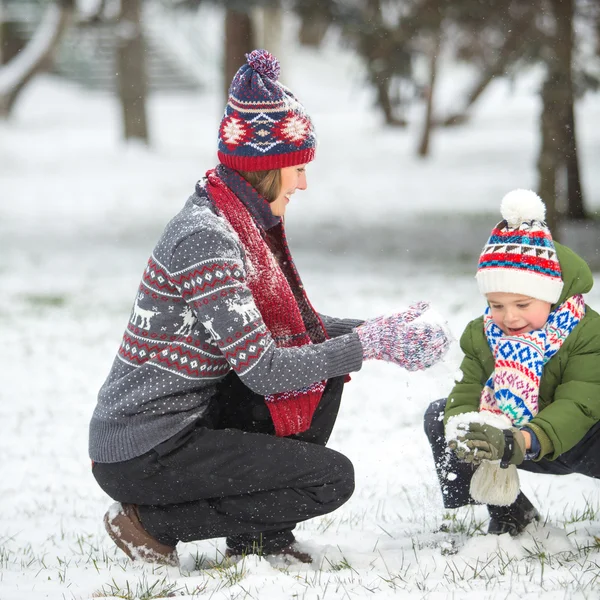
[500,189,546,227]
[412,305,455,345]
[445,411,512,442]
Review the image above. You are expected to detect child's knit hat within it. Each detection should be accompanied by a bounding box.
[217,49,316,171]
[476,189,563,303]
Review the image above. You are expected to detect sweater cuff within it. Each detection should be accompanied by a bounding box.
[526,422,554,460]
[319,315,365,338]
[521,427,541,460]
[325,332,364,375]
[265,383,324,437]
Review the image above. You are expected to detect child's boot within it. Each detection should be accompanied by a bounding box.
[487,492,540,536]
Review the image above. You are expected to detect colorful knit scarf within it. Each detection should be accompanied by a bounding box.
[480,294,585,426]
[204,166,327,437]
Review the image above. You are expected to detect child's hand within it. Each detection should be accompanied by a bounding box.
[448,423,526,466]
[355,302,451,371]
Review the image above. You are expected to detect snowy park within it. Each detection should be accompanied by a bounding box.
[2,10,600,600]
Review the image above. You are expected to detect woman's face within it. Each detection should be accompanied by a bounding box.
[269,164,308,217]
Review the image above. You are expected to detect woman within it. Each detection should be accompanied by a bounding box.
[90,49,450,566]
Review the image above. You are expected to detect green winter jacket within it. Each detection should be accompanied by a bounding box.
[445,242,600,460]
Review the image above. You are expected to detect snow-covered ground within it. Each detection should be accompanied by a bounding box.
[2,18,600,600]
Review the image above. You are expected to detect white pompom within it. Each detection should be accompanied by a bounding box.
[500,189,546,228]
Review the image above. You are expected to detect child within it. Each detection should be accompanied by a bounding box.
[424,189,600,535]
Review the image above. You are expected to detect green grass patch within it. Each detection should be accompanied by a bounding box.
[22,293,68,308]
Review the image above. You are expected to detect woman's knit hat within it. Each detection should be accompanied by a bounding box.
[476,189,563,303]
[217,49,316,171]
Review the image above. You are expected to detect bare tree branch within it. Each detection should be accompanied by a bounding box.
[0,1,74,118]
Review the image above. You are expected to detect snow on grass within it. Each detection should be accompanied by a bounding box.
[1,24,600,600]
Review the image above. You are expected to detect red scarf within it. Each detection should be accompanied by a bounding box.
[205,168,327,436]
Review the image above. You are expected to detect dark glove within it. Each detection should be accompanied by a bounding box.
[355,302,451,371]
[448,422,526,467]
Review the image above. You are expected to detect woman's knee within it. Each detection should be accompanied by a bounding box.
[423,398,447,442]
[334,451,355,502]
[317,448,355,509]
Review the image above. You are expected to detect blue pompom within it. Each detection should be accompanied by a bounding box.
[246,49,281,81]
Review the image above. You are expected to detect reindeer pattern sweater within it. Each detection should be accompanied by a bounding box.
[89,182,364,463]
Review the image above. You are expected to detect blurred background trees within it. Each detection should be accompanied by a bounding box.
[0,0,75,117]
[1,0,599,231]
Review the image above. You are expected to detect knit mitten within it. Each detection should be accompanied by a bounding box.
[355,302,451,371]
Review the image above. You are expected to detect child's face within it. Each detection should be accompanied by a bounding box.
[486,292,552,335]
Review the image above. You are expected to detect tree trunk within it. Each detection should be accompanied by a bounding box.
[0,21,28,65]
[253,3,282,62]
[298,14,330,47]
[373,78,403,126]
[224,9,255,102]
[0,0,74,118]
[536,0,584,236]
[564,102,585,219]
[295,0,331,47]
[417,28,441,157]
[360,0,406,126]
[553,0,586,220]
[0,1,4,65]
[537,77,561,237]
[116,0,148,143]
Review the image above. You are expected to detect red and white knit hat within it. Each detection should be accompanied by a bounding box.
[217,49,316,171]
[476,189,563,303]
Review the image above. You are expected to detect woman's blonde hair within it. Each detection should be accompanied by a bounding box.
[238,169,281,203]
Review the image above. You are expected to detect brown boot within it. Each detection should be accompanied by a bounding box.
[104,502,179,567]
[225,543,313,564]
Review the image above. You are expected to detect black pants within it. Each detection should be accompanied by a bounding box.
[424,398,600,509]
[93,374,354,552]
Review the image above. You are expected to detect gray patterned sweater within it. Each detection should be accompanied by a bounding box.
[89,182,364,463]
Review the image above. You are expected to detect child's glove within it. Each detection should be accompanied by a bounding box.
[448,422,526,467]
[355,301,451,371]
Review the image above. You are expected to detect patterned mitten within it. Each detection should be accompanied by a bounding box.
[355,302,451,371]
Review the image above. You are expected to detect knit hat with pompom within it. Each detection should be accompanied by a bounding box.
[476,189,563,303]
[217,49,316,171]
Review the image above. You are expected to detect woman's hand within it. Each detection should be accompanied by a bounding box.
[355,302,451,371]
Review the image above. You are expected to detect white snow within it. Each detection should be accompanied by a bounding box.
[1,14,600,600]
